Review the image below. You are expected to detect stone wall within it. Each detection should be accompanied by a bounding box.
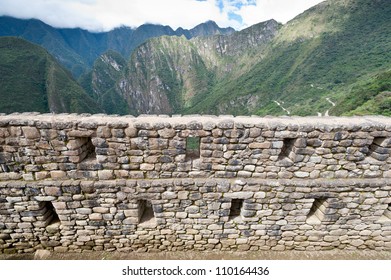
[0,113,391,253]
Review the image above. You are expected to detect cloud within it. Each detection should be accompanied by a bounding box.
[0,0,324,32]
[0,0,239,31]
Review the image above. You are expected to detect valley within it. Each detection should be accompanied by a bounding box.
[0,0,390,117]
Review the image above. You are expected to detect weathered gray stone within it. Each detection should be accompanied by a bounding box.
[22,127,40,139]
[2,114,391,254]
[294,171,310,178]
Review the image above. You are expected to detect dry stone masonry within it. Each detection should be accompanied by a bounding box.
[0,113,391,253]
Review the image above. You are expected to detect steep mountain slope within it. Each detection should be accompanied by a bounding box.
[121,35,214,114]
[86,0,390,117]
[187,0,391,116]
[79,50,130,115]
[0,37,101,114]
[0,16,88,77]
[83,20,279,115]
[2,0,389,117]
[0,16,234,77]
[335,69,391,116]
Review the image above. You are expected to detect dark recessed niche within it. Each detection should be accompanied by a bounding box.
[79,137,95,162]
[43,201,60,226]
[278,138,296,161]
[368,137,389,161]
[138,199,155,225]
[0,164,10,173]
[229,199,243,222]
[306,198,328,225]
[381,203,391,221]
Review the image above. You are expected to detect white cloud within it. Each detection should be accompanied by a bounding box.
[0,0,324,32]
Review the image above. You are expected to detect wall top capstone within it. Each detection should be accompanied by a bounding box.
[1,113,391,130]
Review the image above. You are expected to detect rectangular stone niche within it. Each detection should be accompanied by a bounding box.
[138,200,156,226]
[186,136,200,160]
[0,164,10,172]
[306,198,328,225]
[229,199,243,222]
[380,204,391,221]
[278,138,296,161]
[41,201,60,226]
[67,137,95,164]
[368,137,390,161]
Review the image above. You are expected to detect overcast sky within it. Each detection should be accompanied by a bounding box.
[0,0,324,31]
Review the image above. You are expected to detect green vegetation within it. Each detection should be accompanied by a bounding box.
[186,0,391,116]
[1,0,390,116]
[81,50,130,114]
[0,37,48,113]
[0,37,101,114]
[333,69,391,116]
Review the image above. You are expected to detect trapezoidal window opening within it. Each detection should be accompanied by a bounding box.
[42,201,60,226]
[67,137,95,164]
[229,199,243,222]
[278,138,296,161]
[380,203,391,221]
[0,164,10,173]
[368,137,390,161]
[80,137,95,162]
[186,136,200,161]
[138,199,156,226]
[306,198,328,225]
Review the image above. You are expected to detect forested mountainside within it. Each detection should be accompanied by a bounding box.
[0,37,101,113]
[80,19,280,114]
[184,0,391,116]
[0,16,234,77]
[1,0,390,116]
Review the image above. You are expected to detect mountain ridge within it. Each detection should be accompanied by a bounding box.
[0,37,101,114]
[82,19,280,115]
[0,16,234,77]
[0,0,390,117]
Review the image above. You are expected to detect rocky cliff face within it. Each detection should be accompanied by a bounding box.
[118,36,213,114]
[186,0,391,116]
[89,20,280,115]
[0,17,234,77]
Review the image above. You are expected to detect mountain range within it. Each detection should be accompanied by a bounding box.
[0,16,234,77]
[0,0,390,116]
[0,37,100,114]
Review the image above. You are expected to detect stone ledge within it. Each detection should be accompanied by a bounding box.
[1,178,391,189]
[1,113,391,130]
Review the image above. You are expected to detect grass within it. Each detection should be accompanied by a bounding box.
[0,37,102,114]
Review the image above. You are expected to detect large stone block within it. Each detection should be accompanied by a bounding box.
[22,127,40,139]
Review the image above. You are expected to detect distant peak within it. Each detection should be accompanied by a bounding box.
[189,20,235,37]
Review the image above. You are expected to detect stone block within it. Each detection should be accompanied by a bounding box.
[123,217,138,224]
[22,127,40,139]
[186,206,199,214]
[294,171,310,178]
[44,187,62,196]
[158,128,176,138]
[225,192,253,199]
[76,208,92,215]
[351,239,365,247]
[93,207,109,214]
[140,163,155,171]
[217,120,234,129]
[89,213,102,220]
[98,170,114,180]
[124,210,138,217]
[67,138,87,150]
